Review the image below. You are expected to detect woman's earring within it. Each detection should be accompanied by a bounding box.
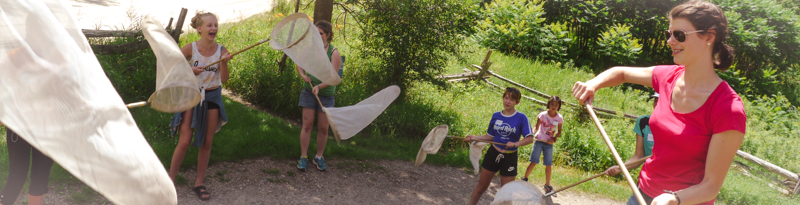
[707,43,711,46]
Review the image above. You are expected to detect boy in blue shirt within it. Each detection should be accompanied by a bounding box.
[464,87,535,205]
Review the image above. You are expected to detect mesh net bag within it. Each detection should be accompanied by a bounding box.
[0,1,176,204]
[470,141,490,174]
[141,17,200,113]
[491,181,545,205]
[269,13,341,86]
[323,85,401,141]
[415,124,449,166]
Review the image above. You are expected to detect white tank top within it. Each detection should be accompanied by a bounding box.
[190,42,222,90]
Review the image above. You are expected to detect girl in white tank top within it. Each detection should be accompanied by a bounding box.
[190,41,223,91]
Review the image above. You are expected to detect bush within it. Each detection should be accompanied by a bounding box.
[474,0,571,63]
[94,39,158,103]
[354,0,478,93]
[596,23,642,66]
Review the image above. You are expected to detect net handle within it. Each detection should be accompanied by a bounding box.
[446,135,505,146]
[305,81,342,141]
[586,104,646,205]
[126,101,148,109]
[198,38,271,70]
[544,155,651,197]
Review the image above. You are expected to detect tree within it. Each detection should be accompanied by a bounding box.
[355,0,478,94]
[313,0,333,23]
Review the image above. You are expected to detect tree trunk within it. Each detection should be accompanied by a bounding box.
[313,0,334,23]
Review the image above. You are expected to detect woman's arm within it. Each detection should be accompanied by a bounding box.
[606,134,647,176]
[651,130,745,205]
[296,65,311,83]
[219,47,231,83]
[572,66,655,105]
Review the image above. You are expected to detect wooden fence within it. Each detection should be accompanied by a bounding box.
[83,8,187,55]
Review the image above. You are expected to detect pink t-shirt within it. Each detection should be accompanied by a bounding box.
[640,65,747,204]
[535,111,563,141]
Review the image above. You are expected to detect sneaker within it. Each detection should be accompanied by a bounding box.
[522,177,528,182]
[297,156,308,171]
[544,185,556,197]
[313,157,327,171]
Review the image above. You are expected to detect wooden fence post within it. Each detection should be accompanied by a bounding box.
[476,49,493,79]
[794,173,800,198]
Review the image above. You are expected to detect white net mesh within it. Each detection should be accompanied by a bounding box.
[415,125,449,166]
[491,181,545,205]
[470,141,489,174]
[141,17,200,113]
[421,125,449,154]
[269,13,340,86]
[323,85,400,141]
[0,1,176,204]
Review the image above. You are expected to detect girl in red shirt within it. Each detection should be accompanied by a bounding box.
[572,1,746,204]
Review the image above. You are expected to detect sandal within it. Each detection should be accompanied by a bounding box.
[192,185,211,201]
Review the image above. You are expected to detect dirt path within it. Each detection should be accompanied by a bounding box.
[38,157,621,205]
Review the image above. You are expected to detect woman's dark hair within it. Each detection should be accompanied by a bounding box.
[548,96,562,111]
[669,0,734,71]
[315,20,334,43]
[504,87,521,103]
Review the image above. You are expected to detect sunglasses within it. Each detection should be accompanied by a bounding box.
[664,30,704,42]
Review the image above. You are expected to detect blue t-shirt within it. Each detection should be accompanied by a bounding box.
[487,111,534,151]
[633,115,655,156]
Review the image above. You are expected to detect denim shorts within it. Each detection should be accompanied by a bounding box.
[298,88,334,112]
[529,141,553,166]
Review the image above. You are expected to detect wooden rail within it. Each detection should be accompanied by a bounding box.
[84,8,187,55]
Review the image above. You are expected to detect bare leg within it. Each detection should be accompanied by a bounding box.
[469,168,496,205]
[500,176,516,186]
[300,108,316,157]
[315,111,329,157]
[545,165,552,186]
[524,163,537,179]
[169,109,194,181]
[195,109,218,189]
[27,194,43,205]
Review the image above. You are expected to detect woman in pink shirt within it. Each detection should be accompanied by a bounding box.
[571,1,746,204]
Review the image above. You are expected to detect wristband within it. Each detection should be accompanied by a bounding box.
[664,190,680,205]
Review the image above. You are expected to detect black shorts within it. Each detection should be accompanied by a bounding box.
[481,147,519,177]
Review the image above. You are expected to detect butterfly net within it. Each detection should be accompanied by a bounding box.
[415,124,449,166]
[491,181,545,205]
[270,13,340,86]
[140,17,200,113]
[0,0,176,204]
[322,85,400,141]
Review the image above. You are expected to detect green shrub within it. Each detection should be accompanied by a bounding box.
[474,0,571,63]
[354,0,478,92]
[93,38,158,103]
[596,23,642,66]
